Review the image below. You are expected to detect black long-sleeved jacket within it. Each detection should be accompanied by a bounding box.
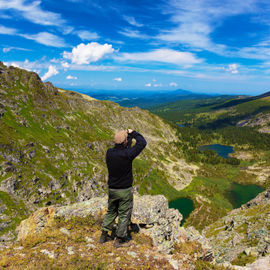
[106,131,147,189]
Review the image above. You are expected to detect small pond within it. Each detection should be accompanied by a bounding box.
[177,124,185,127]
[199,144,234,159]
[225,182,265,208]
[169,183,264,226]
[169,197,194,226]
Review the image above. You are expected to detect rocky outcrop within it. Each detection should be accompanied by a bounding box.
[16,194,212,257]
[17,194,183,253]
[237,113,270,134]
[0,195,220,270]
[203,188,270,265]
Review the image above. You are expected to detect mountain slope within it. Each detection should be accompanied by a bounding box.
[151,92,270,132]
[0,62,197,240]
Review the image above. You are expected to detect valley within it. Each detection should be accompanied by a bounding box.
[149,94,270,231]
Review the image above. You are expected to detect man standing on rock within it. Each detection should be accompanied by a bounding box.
[99,129,147,248]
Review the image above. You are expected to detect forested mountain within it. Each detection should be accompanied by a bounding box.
[151,93,270,132]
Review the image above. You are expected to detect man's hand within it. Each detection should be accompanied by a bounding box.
[127,129,133,134]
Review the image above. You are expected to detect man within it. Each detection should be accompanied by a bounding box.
[99,129,147,248]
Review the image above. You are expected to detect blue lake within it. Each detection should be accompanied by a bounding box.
[199,144,234,159]
[177,124,185,127]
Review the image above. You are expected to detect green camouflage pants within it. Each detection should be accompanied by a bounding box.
[102,187,133,238]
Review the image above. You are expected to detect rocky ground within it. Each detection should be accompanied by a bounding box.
[203,188,270,266]
[2,193,270,269]
[237,112,270,134]
[0,194,225,270]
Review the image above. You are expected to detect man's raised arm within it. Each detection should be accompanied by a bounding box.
[126,130,147,160]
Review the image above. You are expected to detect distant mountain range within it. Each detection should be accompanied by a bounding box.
[81,89,217,109]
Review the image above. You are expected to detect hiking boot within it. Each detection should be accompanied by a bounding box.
[110,227,116,240]
[129,223,140,234]
[99,230,110,244]
[114,236,132,248]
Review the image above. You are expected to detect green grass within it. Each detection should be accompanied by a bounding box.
[232,252,257,266]
[0,191,28,236]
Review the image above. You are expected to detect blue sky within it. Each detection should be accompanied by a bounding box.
[1,0,270,95]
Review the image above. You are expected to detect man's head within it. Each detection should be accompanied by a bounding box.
[114,130,128,146]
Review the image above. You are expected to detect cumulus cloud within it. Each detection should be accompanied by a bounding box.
[116,48,202,66]
[145,83,152,87]
[61,62,70,68]
[169,82,178,87]
[153,83,162,87]
[63,42,115,65]
[41,65,59,81]
[66,75,78,80]
[123,16,143,27]
[113,77,122,82]
[76,30,99,41]
[21,32,67,47]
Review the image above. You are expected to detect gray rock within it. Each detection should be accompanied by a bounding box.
[60,227,70,236]
[0,176,17,193]
[40,249,55,259]
[127,251,137,258]
[66,246,74,255]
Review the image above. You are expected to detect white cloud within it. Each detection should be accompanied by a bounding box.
[153,83,162,87]
[0,0,65,26]
[61,61,70,68]
[145,83,152,87]
[63,42,115,65]
[41,65,59,81]
[123,16,143,27]
[76,30,99,41]
[10,62,20,68]
[169,82,178,87]
[66,75,78,80]
[0,25,17,35]
[227,63,239,74]
[5,59,41,71]
[118,28,149,39]
[157,0,257,54]
[113,77,122,82]
[21,32,67,47]
[0,14,12,19]
[62,26,74,35]
[3,48,11,53]
[3,46,30,53]
[116,48,202,66]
